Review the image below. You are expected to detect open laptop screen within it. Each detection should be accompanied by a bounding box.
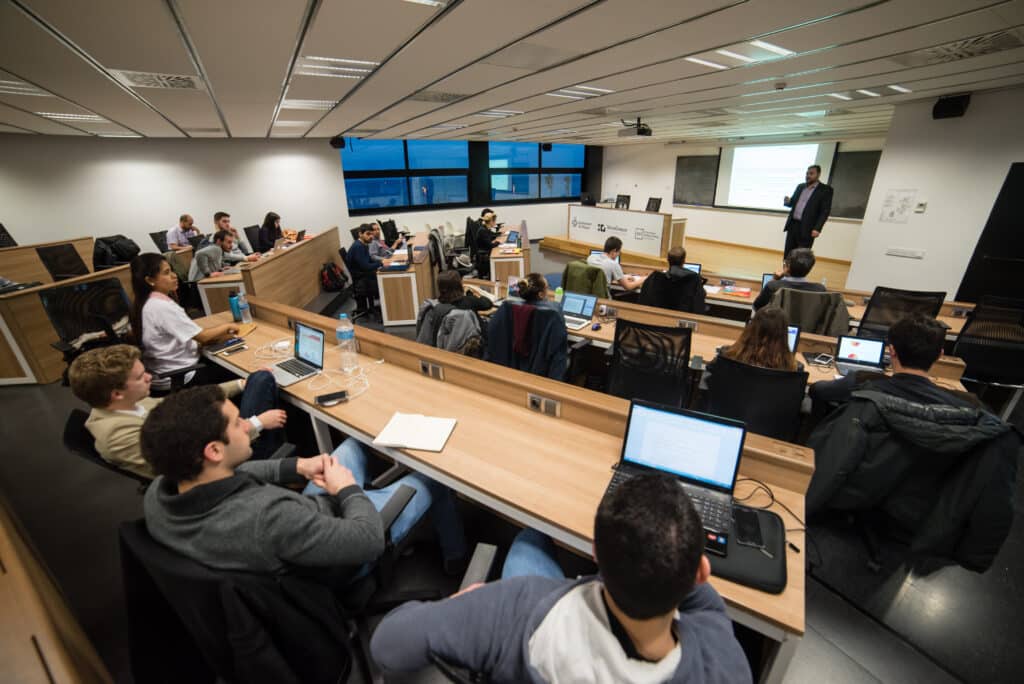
[294,322,325,369]
[683,263,701,275]
[589,249,619,263]
[762,273,774,289]
[562,292,597,318]
[836,335,885,367]
[621,403,745,493]
[787,325,800,353]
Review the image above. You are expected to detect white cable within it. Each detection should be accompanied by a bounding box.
[306,359,384,400]
[254,337,293,361]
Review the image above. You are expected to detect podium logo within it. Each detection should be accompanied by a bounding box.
[597,223,607,232]
[571,217,578,227]
[635,228,658,241]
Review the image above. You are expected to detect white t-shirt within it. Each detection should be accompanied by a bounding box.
[586,252,624,285]
[142,293,202,389]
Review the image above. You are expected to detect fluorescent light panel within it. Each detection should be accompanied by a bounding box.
[684,56,728,70]
[715,49,756,63]
[36,112,106,121]
[546,93,584,100]
[856,89,880,97]
[295,71,361,79]
[98,133,142,138]
[304,55,379,66]
[749,40,795,56]
[301,63,372,73]
[402,0,447,6]
[574,85,614,93]
[888,84,912,93]
[828,93,852,100]
[272,121,313,127]
[281,99,335,110]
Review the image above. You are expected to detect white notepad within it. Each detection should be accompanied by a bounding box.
[704,285,722,294]
[373,413,457,452]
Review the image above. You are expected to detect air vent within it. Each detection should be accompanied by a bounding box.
[407,90,465,104]
[112,70,203,90]
[891,29,1023,67]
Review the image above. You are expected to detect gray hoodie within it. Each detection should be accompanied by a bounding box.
[143,457,385,576]
[370,575,752,683]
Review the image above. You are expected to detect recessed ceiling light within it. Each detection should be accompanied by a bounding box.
[684,57,728,70]
[856,89,880,97]
[402,0,447,6]
[304,56,379,66]
[749,40,795,56]
[828,93,852,100]
[281,99,336,110]
[888,85,912,93]
[556,89,598,97]
[272,121,313,127]
[98,133,142,138]
[715,49,756,63]
[546,93,584,100]
[301,64,372,73]
[295,71,362,79]
[36,112,106,121]
[574,85,614,93]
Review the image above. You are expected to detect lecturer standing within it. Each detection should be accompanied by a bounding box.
[782,164,833,257]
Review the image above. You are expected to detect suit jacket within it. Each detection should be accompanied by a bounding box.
[86,381,242,478]
[784,182,833,236]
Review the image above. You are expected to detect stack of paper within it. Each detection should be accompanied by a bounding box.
[704,285,722,294]
[373,413,457,452]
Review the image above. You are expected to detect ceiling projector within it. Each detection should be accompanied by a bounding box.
[618,117,652,137]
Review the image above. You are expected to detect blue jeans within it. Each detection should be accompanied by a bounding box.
[303,439,467,562]
[237,370,284,461]
[501,529,565,580]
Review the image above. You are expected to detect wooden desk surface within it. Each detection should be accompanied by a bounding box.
[199,272,244,285]
[203,311,807,635]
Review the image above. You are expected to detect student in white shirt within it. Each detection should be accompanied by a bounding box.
[130,253,238,392]
[166,214,200,249]
[586,236,644,291]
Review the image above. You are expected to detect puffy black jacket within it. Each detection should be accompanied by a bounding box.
[807,390,1019,572]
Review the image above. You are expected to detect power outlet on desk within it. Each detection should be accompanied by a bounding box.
[418,360,445,381]
[952,307,970,318]
[720,279,735,287]
[526,393,561,417]
[677,319,698,331]
[419,360,430,376]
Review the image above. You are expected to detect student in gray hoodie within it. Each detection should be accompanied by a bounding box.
[140,385,466,581]
[370,473,752,683]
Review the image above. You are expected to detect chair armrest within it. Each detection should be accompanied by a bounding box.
[370,463,409,489]
[378,484,416,533]
[570,338,591,352]
[268,443,296,460]
[459,543,498,591]
[152,363,205,380]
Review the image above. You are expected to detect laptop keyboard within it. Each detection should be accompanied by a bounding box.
[687,492,732,533]
[565,316,589,328]
[278,358,314,377]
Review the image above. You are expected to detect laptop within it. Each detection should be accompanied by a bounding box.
[787,325,800,353]
[683,262,701,275]
[504,230,519,244]
[35,244,89,281]
[834,335,886,376]
[561,291,598,330]
[272,237,287,250]
[589,248,619,264]
[187,235,204,250]
[294,229,306,241]
[270,322,324,387]
[605,400,746,555]
[762,273,775,289]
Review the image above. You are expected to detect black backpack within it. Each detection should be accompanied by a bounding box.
[320,262,348,292]
[94,235,141,268]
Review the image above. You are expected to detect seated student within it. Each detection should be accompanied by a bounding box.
[256,211,283,253]
[370,473,752,683]
[810,312,976,409]
[140,385,467,581]
[709,306,800,373]
[166,214,200,249]
[369,221,404,263]
[515,272,559,311]
[587,236,644,292]
[638,245,706,313]
[437,270,492,312]
[131,253,239,392]
[187,229,234,281]
[214,211,260,264]
[753,248,826,310]
[347,223,390,275]
[68,345,286,477]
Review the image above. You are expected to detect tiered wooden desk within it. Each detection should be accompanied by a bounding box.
[377,233,435,327]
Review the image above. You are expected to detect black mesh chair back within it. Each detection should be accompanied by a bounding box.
[705,355,809,441]
[36,244,90,281]
[637,270,703,313]
[242,225,260,251]
[645,197,662,212]
[614,194,631,209]
[63,409,152,486]
[608,319,692,407]
[859,286,946,339]
[149,231,169,252]
[952,296,1024,385]
[465,217,479,258]
[0,222,16,247]
[39,277,130,345]
[379,219,399,245]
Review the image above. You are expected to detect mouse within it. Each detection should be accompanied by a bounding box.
[591,322,602,331]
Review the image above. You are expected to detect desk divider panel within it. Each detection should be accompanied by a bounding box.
[241,228,340,310]
[0,237,95,285]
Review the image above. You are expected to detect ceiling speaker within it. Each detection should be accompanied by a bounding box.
[329,135,346,149]
[933,94,970,119]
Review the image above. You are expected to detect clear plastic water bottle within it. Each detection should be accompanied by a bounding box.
[237,292,253,324]
[821,277,828,289]
[336,313,358,373]
[554,286,564,302]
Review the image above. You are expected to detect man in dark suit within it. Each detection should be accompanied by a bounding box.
[783,165,833,256]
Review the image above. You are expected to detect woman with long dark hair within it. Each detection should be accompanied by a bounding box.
[130,253,238,391]
[256,211,282,252]
[714,306,799,371]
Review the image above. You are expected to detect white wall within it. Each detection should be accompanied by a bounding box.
[0,135,570,255]
[846,87,1024,295]
[601,138,885,261]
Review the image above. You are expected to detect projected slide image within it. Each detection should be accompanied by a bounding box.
[714,142,836,212]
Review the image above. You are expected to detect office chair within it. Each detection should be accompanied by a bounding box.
[614,194,631,210]
[0,222,16,247]
[772,288,850,337]
[637,270,706,313]
[149,231,169,252]
[952,295,1024,420]
[607,319,692,407]
[39,277,132,384]
[705,355,809,441]
[36,244,90,280]
[339,246,379,322]
[63,409,152,490]
[486,303,569,381]
[242,225,261,252]
[350,227,362,242]
[858,286,946,340]
[561,261,610,299]
[645,197,662,212]
[379,218,399,245]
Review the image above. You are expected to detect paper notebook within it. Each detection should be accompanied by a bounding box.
[373,413,457,452]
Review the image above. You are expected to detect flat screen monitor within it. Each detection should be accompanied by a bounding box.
[35,244,89,281]
[580,192,597,206]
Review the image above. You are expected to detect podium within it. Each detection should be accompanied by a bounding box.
[567,205,684,257]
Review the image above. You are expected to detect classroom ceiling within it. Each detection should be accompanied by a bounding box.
[0,0,1021,145]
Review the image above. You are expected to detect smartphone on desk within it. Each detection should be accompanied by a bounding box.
[734,507,764,549]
